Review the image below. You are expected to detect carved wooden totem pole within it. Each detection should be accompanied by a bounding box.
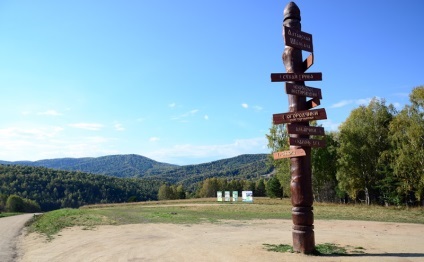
[270,1,326,254]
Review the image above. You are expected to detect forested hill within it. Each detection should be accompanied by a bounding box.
[1,154,272,211]
[0,154,272,184]
[0,165,161,211]
[1,154,178,178]
[145,154,273,190]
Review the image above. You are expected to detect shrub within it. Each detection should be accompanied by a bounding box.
[6,194,24,212]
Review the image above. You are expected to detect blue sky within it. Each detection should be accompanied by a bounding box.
[1,1,423,165]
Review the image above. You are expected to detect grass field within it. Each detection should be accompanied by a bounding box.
[0,212,20,218]
[27,197,424,238]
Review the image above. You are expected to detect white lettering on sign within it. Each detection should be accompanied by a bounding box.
[287,29,311,42]
[289,38,311,50]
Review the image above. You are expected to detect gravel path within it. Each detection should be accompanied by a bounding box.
[0,214,35,262]
[18,219,424,262]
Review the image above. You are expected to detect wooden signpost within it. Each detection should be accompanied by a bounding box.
[271,72,322,82]
[285,83,322,99]
[269,1,327,254]
[273,149,306,159]
[289,137,326,148]
[283,26,313,52]
[273,108,327,124]
[287,124,325,136]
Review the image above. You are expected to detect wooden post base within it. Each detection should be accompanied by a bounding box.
[292,225,315,253]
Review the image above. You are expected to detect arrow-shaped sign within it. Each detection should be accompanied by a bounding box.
[273,149,306,159]
[271,72,322,82]
[273,108,327,125]
[284,26,313,52]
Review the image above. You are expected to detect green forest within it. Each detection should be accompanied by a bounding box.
[268,86,424,206]
[0,165,161,211]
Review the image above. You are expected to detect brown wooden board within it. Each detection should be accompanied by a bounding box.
[285,83,322,99]
[302,53,314,72]
[273,149,306,159]
[287,124,325,136]
[289,137,326,148]
[273,108,327,124]
[284,26,313,52]
[271,73,322,82]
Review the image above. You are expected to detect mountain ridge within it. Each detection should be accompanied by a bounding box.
[0,153,272,184]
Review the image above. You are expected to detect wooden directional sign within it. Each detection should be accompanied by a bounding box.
[284,26,313,52]
[273,149,306,159]
[273,108,327,124]
[271,73,322,82]
[289,137,326,148]
[287,124,325,136]
[285,83,322,99]
[302,53,314,72]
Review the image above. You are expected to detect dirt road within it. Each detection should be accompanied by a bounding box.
[0,214,34,262]
[18,219,424,262]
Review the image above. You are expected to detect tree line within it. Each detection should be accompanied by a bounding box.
[157,177,284,200]
[267,86,424,206]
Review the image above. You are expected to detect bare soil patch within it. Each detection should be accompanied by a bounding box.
[18,219,424,262]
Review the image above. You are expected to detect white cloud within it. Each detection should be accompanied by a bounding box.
[392,102,402,110]
[331,98,373,108]
[0,125,116,161]
[69,123,103,131]
[0,126,64,140]
[321,119,341,132]
[253,105,263,112]
[38,110,62,116]
[355,98,372,105]
[114,123,125,131]
[204,115,209,120]
[144,137,268,165]
[331,100,352,108]
[149,137,160,142]
[392,92,409,98]
[171,109,199,121]
[241,103,248,109]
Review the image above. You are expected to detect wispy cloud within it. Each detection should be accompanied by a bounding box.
[168,102,176,108]
[204,115,209,120]
[330,98,373,108]
[321,119,341,132]
[38,110,62,116]
[253,105,263,112]
[241,103,262,112]
[114,123,125,131]
[0,125,117,161]
[331,100,352,108]
[0,126,64,140]
[69,123,104,131]
[171,109,199,121]
[392,102,402,110]
[144,137,268,165]
[149,137,160,142]
[392,92,409,98]
[356,98,372,105]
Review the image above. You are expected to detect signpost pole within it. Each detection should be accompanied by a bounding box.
[282,2,315,253]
